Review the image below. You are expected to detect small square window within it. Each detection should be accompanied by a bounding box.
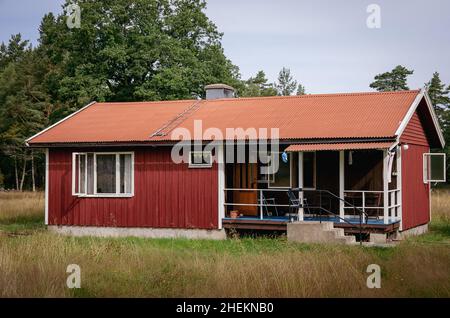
[189,151,212,168]
[423,153,446,183]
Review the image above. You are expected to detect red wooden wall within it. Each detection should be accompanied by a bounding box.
[48,147,219,229]
[400,110,430,230]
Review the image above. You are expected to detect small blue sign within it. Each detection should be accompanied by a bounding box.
[281,152,288,163]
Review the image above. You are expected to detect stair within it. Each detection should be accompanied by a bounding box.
[287,221,356,245]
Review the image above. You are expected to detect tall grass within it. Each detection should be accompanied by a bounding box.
[0,191,44,221]
[431,188,450,221]
[0,190,449,297]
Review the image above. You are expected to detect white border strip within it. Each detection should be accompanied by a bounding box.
[45,148,49,225]
[217,145,225,229]
[25,101,97,145]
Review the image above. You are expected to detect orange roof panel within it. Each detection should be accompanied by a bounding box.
[27,90,420,144]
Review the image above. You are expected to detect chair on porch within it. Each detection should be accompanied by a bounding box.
[258,192,279,217]
[286,189,311,221]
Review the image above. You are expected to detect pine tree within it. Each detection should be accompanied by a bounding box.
[296,84,306,95]
[370,65,414,91]
[276,67,297,96]
[426,72,450,120]
[240,70,277,97]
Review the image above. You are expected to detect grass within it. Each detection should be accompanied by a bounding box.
[0,190,449,297]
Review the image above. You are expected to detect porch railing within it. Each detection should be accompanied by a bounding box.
[224,188,370,221]
[223,188,290,220]
[223,187,370,245]
[344,189,401,223]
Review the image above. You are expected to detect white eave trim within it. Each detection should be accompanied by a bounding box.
[395,88,445,148]
[25,101,97,146]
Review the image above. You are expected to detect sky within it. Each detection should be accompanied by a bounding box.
[0,0,449,94]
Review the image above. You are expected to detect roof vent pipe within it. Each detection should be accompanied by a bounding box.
[205,84,235,100]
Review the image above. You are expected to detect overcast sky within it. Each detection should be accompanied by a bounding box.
[1,0,449,93]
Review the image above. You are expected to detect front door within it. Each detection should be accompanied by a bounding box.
[233,163,258,216]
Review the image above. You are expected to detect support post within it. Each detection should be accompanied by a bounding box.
[383,150,389,224]
[298,152,304,221]
[339,151,345,221]
[217,145,225,229]
[259,189,264,220]
[362,191,366,223]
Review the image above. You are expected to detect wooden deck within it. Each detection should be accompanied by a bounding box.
[222,216,400,235]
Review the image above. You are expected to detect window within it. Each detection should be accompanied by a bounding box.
[72,152,134,197]
[189,151,212,168]
[268,152,291,188]
[303,152,316,189]
[423,153,446,183]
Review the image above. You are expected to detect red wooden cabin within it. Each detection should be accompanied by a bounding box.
[26,85,446,242]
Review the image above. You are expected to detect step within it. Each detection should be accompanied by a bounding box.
[287,221,357,245]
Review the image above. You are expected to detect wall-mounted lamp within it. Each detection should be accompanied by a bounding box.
[348,151,353,165]
[403,144,409,151]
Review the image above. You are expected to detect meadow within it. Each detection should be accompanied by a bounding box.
[0,190,449,297]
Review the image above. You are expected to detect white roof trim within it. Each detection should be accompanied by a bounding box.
[423,91,446,148]
[395,88,445,148]
[25,101,97,146]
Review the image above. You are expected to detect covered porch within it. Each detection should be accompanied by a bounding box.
[219,141,403,236]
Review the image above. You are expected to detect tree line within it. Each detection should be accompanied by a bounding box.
[0,0,448,190]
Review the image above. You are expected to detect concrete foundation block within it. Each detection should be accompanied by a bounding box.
[48,225,227,240]
[287,221,355,245]
[370,233,387,244]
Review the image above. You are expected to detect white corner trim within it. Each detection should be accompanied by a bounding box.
[396,146,403,231]
[395,89,445,148]
[45,148,49,225]
[25,101,97,145]
[217,145,225,229]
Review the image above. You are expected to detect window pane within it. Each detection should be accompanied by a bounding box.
[73,154,80,194]
[79,154,86,194]
[270,153,290,187]
[190,151,211,165]
[303,152,315,188]
[96,154,116,193]
[87,153,95,194]
[426,154,446,182]
[120,154,132,194]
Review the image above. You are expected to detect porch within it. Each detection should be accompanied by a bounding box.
[218,143,403,238]
[222,215,400,235]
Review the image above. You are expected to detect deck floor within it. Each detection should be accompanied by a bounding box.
[222,215,400,234]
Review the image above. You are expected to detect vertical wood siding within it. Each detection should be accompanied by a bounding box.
[48,147,218,229]
[400,110,430,230]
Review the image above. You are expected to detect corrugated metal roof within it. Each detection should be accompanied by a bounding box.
[285,142,395,152]
[27,90,420,144]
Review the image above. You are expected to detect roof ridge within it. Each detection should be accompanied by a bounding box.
[205,89,420,103]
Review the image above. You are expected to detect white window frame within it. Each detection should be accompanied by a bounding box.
[423,153,446,183]
[72,151,135,198]
[267,152,293,189]
[188,151,213,168]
